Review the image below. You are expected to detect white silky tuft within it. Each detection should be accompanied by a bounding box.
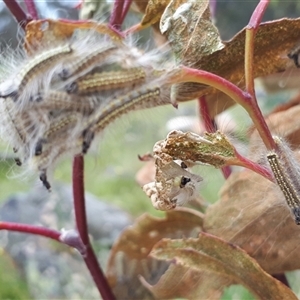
[0,26,175,189]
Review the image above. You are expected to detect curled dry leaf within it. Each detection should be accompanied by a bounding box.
[160,130,236,167]
[106,209,204,299]
[143,130,239,211]
[150,233,297,300]
[140,262,230,300]
[25,19,122,51]
[143,133,204,211]
[204,105,300,274]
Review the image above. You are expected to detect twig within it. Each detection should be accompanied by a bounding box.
[2,0,31,29]
[121,0,133,24]
[109,0,125,30]
[72,156,115,300]
[170,66,275,152]
[0,222,61,241]
[24,0,39,20]
[244,0,275,150]
[198,96,231,179]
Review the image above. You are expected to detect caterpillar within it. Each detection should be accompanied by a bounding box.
[0,26,174,188]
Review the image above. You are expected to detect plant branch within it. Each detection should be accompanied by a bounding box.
[198,96,216,133]
[198,96,231,179]
[245,0,269,94]
[2,0,31,29]
[171,66,276,150]
[234,151,274,182]
[24,0,39,20]
[121,0,133,24]
[0,222,61,241]
[72,156,115,300]
[243,0,275,151]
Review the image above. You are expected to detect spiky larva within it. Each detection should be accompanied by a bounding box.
[34,113,80,156]
[59,44,118,79]
[30,138,82,190]
[65,68,146,95]
[34,90,98,115]
[267,136,300,225]
[0,27,173,189]
[0,44,72,100]
[81,87,162,153]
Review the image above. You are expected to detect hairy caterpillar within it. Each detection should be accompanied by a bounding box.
[58,44,118,80]
[65,68,146,95]
[81,87,162,153]
[267,136,300,225]
[0,26,174,189]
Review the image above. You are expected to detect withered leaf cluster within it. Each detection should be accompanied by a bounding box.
[134,0,300,116]
[106,0,300,298]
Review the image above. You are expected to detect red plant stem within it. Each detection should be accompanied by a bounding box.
[0,222,61,241]
[244,1,276,152]
[198,96,231,179]
[72,156,115,300]
[121,0,133,23]
[245,0,269,95]
[24,0,39,20]
[198,96,216,133]
[109,0,125,30]
[172,66,275,150]
[235,151,274,182]
[2,0,31,29]
[248,0,270,29]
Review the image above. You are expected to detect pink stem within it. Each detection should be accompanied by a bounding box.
[24,0,38,20]
[120,0,133,23]
[198,96,232,179]
[109,0,125,30]
[235,151,274,182]
[248,0,270,29]
[198,96,216,133]
[72,156,115,300]
[173,66,276,150]
[2,0,31,29]
[0,222,61,241]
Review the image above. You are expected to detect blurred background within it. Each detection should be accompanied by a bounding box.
[0,0,299,299]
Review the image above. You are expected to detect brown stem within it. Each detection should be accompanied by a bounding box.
[72,156,115,300]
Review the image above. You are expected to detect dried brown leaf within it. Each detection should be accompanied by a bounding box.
[172,18,300,117]
[161,130,236,167]
[204,105,300,274]
[25,19,122,51]
[139,0,172,27]
[106,209,203,299]
[141,263,229,300]
[160,0,224,61]
[150,233,297,300]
